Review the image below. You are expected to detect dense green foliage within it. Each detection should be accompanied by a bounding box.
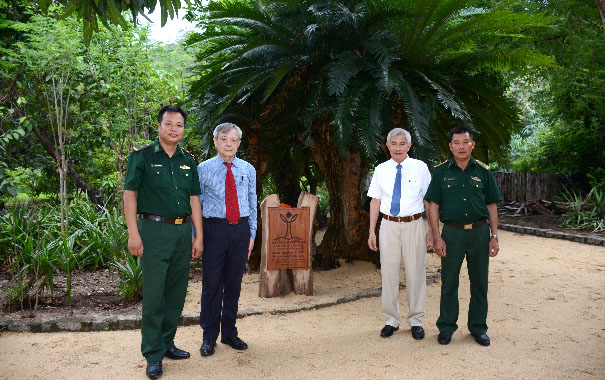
[508,0,605,189]
[1,4,193,203]
[557,187,605,232]
[0,5,190,306]
[0,195,135,308]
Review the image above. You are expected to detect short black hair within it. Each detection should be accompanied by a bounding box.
[158,105,188,124]
[449,126,473,142]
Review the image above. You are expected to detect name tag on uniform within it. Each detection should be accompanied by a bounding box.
[471,176,482,181]
[151,164,163,167]
[180,165,190,170]
[444,177,456,181]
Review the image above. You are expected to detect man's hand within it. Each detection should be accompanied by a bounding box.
[426,231,434,252]
[128,233,144,257]
[434,235,446,257]
[192,235,204,259]
[489,237,499,257]
[368,232,378,251]
[247,238,255,260]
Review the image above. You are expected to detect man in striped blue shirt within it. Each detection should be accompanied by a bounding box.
[197,122,257,357]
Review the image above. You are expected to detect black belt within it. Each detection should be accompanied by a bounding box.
[443,219,487,230]
[139,213,191,225]
[204,216,248,225]
[382,213,422,223]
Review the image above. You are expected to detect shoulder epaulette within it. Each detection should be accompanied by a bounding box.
[434,160,448,169]
[182,148,196,159]
[475,159,490,170]
[134,143,151,152]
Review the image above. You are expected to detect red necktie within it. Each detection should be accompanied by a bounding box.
[224,162,240,224]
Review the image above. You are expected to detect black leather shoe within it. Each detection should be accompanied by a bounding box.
[380,325,399,338]
[165,346,190,360]
[471,332,490,346]
[411,326,425,340]
[438,332,452,345]
[200,339,216,357]
[221,336,248,350]
[146,361,162,379]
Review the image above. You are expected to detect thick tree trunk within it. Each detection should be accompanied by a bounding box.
[274,152,302,207]
[33,128,103,206]
[596,0,605,32]
[246,122,269,271]
[308,121,377,269]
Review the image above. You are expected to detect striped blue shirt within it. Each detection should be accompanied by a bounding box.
[197,155,258,239]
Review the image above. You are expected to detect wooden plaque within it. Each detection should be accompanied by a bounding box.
[267,208,310,270]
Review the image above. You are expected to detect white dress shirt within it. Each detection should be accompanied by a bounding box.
[367,157,431,216]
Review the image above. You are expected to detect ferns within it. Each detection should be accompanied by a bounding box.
[186,0,553,163]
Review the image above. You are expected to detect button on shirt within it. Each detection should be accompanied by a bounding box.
[198,155,258,239]
[424,157,502,224]
[124,139,201,218]
[367,157,431,216]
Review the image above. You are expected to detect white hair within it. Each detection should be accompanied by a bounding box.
[213,122,242,139]
[386,128,411,144]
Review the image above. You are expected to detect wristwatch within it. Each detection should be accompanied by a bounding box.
[490,234,498,240]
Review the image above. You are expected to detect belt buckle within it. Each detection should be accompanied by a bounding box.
[175,218,183,225]
[464,223,472,230]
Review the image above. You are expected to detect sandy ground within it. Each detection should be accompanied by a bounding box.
[1,229,604,380]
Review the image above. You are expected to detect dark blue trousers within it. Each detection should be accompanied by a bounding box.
[200,219,249,341]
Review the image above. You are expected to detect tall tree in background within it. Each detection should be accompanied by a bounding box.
[187,0,552,268]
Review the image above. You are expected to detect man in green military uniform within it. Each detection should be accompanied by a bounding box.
[425,126,502,347]
[123,105,203,379]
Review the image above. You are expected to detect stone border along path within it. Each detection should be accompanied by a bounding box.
[498,222,605,247]
[0,273,441,333]
[2,222,603,333]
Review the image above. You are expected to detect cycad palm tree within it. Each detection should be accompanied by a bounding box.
[187,0,553,268]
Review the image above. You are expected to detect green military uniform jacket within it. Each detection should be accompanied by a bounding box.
[424,157,502,223]
[124,139,201,218]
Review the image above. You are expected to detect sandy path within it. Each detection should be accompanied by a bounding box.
[1,230,604,380]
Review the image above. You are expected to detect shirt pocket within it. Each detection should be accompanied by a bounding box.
[146,166,170,189]
[441,179,457,190]
[470,178,484,190]
[402,178,422,197]
[176,168,193,191]
[236,174,249,197]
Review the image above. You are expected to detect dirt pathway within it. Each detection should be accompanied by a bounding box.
[1,230,604,380]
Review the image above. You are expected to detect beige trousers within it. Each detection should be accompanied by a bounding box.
[379,217,427,328]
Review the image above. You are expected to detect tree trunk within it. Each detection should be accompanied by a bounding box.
[308,121,377,269]
[33,127,103,206]
[274,152,302,207]
[596,0,605,33]
[246,122,269,271]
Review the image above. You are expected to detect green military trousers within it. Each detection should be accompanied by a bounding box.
[139,218,191,362]
[436,223,490,334]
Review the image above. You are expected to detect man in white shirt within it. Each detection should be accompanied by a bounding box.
[367,128,433,340]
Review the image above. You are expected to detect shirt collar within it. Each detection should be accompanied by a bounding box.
[389,157,408,168]
[152,139,183,156]
[216,154,240,167]
[448,156,475,169]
